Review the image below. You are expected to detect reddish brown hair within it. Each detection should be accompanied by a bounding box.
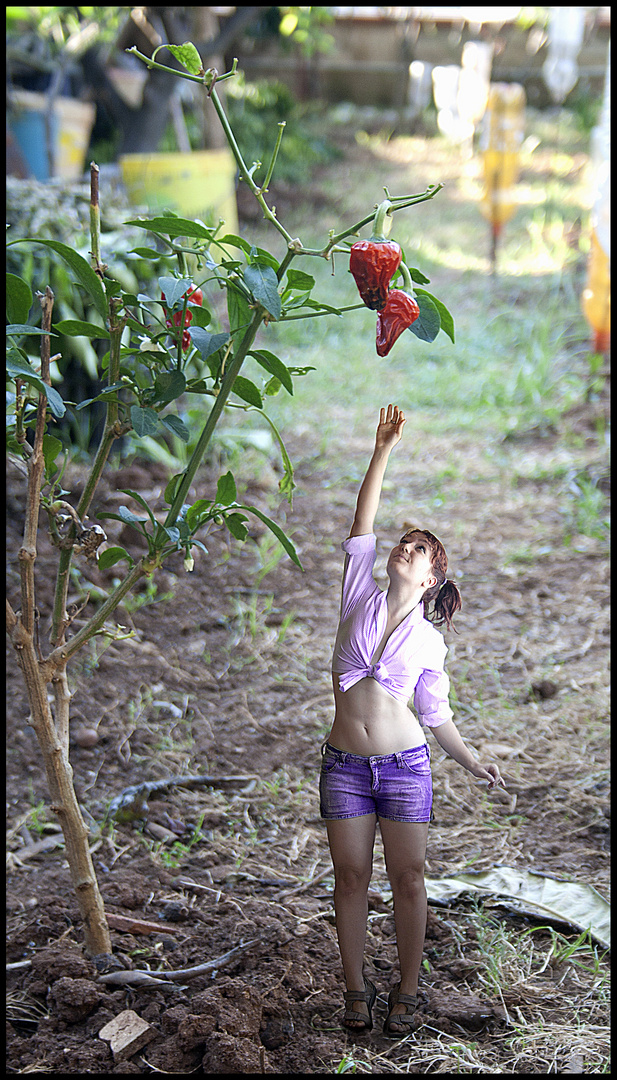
[401,527,462,631]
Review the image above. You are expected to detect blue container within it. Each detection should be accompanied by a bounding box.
[7,105,59,180]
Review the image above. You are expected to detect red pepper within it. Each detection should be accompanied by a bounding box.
[376,286,419,357]
[349,200,401,311]
[161,285,203,350]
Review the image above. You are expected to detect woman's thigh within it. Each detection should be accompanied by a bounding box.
[326,815,377,877]
[379,817,429,882]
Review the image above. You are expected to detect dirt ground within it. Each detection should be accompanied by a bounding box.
[6,122,611,1074]
[6,390,610,1073]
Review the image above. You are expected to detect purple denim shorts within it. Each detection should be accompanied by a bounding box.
[319,742,433,823]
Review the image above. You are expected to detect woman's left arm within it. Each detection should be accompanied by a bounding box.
[431,719,506,789]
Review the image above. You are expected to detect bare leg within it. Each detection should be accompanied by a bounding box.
[379,818,429,1031]
[325,814,376,1027]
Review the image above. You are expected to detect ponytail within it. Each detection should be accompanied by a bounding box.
[402,525,462,631]
[424,577,462,632]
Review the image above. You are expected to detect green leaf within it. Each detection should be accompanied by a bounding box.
[160,413,190,443]
[248,246,280,273]
[118,489,157,527]
[258,410,296,505]
[42,433,63,478]
[44,384,66,419]
[124,217,215,241]
[166,41,203,75]
[158,277,193,307]
[407,292,441,343]
[285,268,315,292]
[224,512,249,541]
[74,382,125,410]
[118,505,147,525]
[189,306,211,329]
[189,328,229,360]
[186,498,212,531]
[216,471,237,506]
[163,525,181,543]
[130,405,159,437]
[153,370,186,404]
[6,273,33,324]
[413,289,455,344]
[6,324,58,337]
[244,263,281,321]
[249,349,293,395]
[53,319,109,339]
[98,546,134,571]
[128,246,166,259]
[238,505,302,569]
[6,351,65,417]
[227,287,252,334]
[407,266,431,285]
[6,350,44,386]
[217,233,252,255]
[164,472,186,505]
[9,239,107,319]
[232,375,263,408]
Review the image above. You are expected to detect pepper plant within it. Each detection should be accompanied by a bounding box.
[6,48,453,956]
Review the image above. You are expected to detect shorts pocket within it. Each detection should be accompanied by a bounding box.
[321,748,343,773]
[400,750,431,775]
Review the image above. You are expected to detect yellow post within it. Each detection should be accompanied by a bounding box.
[479,83,525,273]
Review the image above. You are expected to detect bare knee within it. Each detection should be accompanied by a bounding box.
[334,864,372,897]
[388,866,426,902]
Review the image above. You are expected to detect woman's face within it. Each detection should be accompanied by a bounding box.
[386,531,437,591]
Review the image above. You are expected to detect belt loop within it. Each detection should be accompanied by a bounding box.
[341,751,348,765]
[395,752,403,768]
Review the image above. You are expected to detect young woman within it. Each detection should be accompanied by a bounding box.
[321,403,505,1037]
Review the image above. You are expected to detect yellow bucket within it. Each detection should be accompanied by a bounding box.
[119,150,239,235]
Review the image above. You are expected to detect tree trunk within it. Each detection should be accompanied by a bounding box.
[10,622,111,956]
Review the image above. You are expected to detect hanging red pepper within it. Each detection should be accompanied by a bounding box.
[349,200,401,311]
[161,285,203,351]
[375,263,420,356]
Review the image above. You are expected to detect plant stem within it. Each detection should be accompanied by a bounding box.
[207,85,295,246]
[20,288,54,636]
[163,307,265,530]
[45,559,148,674]
[260,122,286,194]
[89,162,104,277]
[297,185,445,257]
[51,297,127,646]
[281,302,365,321]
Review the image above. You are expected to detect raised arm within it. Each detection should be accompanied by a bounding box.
[349,404,406,537]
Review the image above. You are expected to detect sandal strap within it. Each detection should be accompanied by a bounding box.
[344,979,375,1006]
[396,992,418,1008]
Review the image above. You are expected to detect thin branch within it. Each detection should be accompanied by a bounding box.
[20,288,54,636]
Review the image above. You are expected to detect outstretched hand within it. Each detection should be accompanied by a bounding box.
[375,403,406,453]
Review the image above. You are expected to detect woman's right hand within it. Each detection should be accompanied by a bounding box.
[375,404,406,452]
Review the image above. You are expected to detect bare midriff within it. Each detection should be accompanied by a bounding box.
[327,675,427,756]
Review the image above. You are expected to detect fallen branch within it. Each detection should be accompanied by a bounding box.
[105,773,260,823]
[106,912,185,936]
[97,938,259,986]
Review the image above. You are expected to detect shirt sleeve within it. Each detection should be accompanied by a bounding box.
[339,533,378,621]
[414,670,452,727]
[413,633,453,726]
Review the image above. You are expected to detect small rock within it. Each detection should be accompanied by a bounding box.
[74,727,99,748]
[50,976,102,1022]
[531,679,559,700]
[98,1009,155,1062]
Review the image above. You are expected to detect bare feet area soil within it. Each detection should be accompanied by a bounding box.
[6,398,609,1073]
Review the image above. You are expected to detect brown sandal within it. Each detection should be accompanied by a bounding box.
[383,982,418,1037]
[342,977,377,1031]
